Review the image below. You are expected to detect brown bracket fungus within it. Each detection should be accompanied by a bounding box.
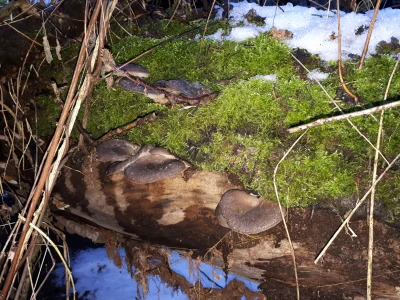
[148,147,192,169]
[95,139,140,162]
[215,189,283,234]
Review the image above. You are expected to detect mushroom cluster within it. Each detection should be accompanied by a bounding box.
[95,139,190,184]
[215,190,284,234]
[95,138,140,162]
[115,63,211,104]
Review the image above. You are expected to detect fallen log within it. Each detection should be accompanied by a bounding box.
[52,150,400,298]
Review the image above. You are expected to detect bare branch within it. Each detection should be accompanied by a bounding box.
[359,0,383,70]
[287,99,400,133]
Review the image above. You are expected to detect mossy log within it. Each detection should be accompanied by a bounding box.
[53,156,241,248]
[53,154,400,298]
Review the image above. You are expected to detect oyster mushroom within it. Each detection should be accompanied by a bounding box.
[124,148,190,184]
[119,77,211,104]
[215,190,283,234]
[155,79,211,98]
[148,147,192,168]
[95,139,140,162]
[106,145,153,176]
[124,156,187,184]
[118,78,168,104]
[117,63,150,78]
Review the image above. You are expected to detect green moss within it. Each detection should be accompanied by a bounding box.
[112,33,293,83]
[36,95,62,138]
[125,76,361,207]
[85,83,167,138]
[354,55,400,102]
[36,22,400,214]
[376,172,400,221]
[277,149,356,206]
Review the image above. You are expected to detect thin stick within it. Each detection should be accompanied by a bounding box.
[200,0,217,50]
[367,110,383,299]
[287,99,400,133]
[24,219,76,299]
[203,231,231,259]
[336,0,358,103]
[314,152,400,264]
[112,15,132,36]
[93,112,157,147]
[31,239,56,299]
[367,53,399,299]
[165,0,182,28]
[273,129,309,300]
[359,0,382,70]
[384,55,400,100]
[120,21,220,69]
[0,1,103,297]
[290,53,389,165]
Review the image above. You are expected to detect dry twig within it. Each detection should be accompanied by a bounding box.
[92,112,158,147]
[273,130,309,300]
[359,0,383,70]
[366,53,399,299]
[290,53,389,165]
[200,0,217,50]
[336,0,358,103]
[314,153,400,264]
[287,99,400,133]
[366,110,383,299]
[0,0,113,298]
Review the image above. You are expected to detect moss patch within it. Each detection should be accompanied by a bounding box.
[37,20,400,216]
[36,95,62,137]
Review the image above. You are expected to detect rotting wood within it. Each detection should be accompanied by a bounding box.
[51,151,400,298]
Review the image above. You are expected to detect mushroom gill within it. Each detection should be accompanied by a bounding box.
[215,190,283,234]
[95,139,140,163]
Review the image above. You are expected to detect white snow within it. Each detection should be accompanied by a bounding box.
[306,69,330,80]
[225,26,262,41]
[208,3,400,61]
[251,74,278,81]
[54,247,259,300]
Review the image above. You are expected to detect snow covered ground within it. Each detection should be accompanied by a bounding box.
[205,3,400,61]
[54,248,259,300]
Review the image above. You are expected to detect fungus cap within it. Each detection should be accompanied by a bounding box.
[118,79,167,103]
[215,189,283,234]
[106,145,153,176]
[119,63,150,78]
[155,79,211,98]
[95,139,140,162]
[124,155,186,184]
[148,147,192,168]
